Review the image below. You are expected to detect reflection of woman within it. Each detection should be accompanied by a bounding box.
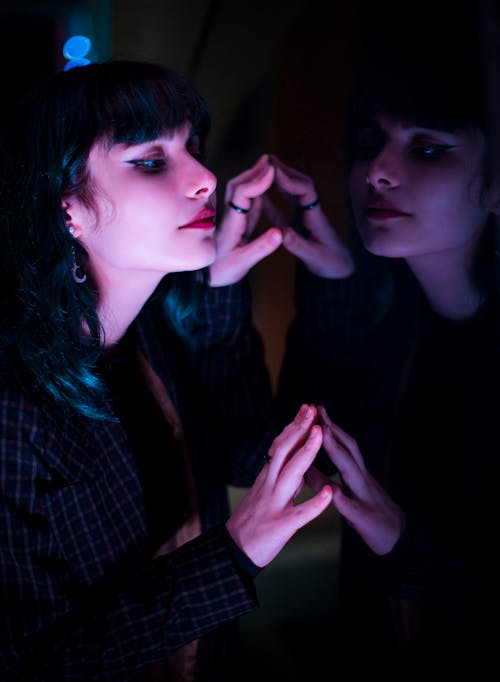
[276,58,500,679]
[0,60,332,680]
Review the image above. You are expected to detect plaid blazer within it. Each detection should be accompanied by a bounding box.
[0,280,276,681]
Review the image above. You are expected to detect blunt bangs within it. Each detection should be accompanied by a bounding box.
[344,61,487,171]
[87,61,211,146]
[29,60,210,197]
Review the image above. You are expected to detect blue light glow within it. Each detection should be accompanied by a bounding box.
[63,35,92,60]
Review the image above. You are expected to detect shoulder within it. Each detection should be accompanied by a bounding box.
[0,374,53,497]
[0,369,102,490]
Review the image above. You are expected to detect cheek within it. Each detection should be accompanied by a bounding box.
[101,190,171,238]
[424,179,485,239]
[121,183,180,227]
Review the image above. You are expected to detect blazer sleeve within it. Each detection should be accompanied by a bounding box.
[0,388,258,680]
[173,279,278,487]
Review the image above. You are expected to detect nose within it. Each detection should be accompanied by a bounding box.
[365,147,401,189]
[186,158,217,199]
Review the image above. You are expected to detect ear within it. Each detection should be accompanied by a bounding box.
[62,194,89,238]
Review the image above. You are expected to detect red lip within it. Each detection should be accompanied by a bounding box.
[179,207,216,230]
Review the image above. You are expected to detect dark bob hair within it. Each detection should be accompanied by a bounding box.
[0,60,211,419]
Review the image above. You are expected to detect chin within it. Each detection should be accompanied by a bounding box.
[365,243,405,258]
[198,247,217,268]
[360,232,410,259]
[179,251,217,272]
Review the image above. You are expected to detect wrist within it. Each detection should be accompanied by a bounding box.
[224,525,262,579]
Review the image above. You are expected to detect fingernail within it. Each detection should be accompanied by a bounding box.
[269,228,282,243]
[298,404,311,419]
[321,485,333,500]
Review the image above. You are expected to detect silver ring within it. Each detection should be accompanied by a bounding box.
[229,200,250,214]
[300,196,320,211]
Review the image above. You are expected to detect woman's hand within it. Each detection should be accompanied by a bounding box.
[209,154,282,286]
[318,406,405,555]
[271,155,355,279]
[226,404,333,567]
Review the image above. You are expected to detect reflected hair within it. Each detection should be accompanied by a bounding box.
[343,53,497,297]
[345,55,490,182]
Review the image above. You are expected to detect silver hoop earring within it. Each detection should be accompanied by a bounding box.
[71,246,87,284]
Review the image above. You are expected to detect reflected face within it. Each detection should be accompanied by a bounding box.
[349,113,493,260]
[77,122,217,285]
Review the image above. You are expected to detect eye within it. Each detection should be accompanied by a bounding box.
[411,144,455,161]
[126,158,167,173]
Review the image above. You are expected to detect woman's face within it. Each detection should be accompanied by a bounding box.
[70,121,217,287]
[349,113,496,262]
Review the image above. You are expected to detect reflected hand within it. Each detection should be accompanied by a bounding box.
[318,406,405,555]
[271,155,354,278]
[226,404,333,567]
[209,154,282,286]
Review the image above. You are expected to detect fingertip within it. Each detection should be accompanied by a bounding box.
[296,403,310,418]
[265,164,276,180]
[330,485,347,512]
[310,423,322,438]
[320,484,334,503]
[245,229,282,267]
[282,227,295,246]
[331,482,347,505]
[265,226,283,246]
[258,153,272,171]
[317,406,327,427]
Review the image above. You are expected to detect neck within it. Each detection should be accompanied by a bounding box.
[94,270,164,347]
[406,243,482,320]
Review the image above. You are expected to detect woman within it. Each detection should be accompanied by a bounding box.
[0,60,332,680]
[275,56,500,679]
